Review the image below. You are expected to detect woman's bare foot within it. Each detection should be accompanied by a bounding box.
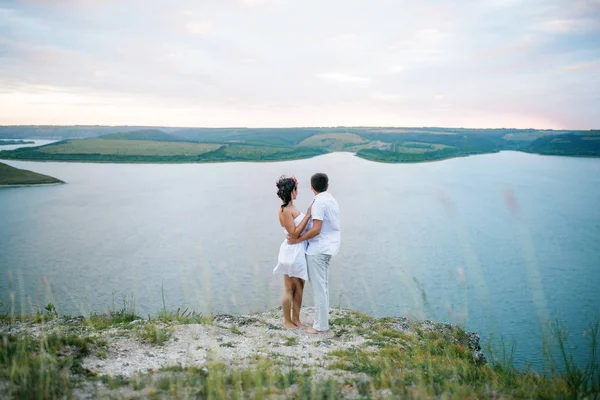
[292,320,304,328]
[284,321,299,329]
[305,327,329,334]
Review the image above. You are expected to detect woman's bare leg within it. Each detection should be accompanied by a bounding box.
[291,278,305,327]
[282,275,296,329]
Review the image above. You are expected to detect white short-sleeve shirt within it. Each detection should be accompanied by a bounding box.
[306,191,341,256]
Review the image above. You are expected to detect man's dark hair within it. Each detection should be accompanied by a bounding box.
[311,173,328,193]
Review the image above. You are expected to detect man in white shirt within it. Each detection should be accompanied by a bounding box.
[288,173,340,333]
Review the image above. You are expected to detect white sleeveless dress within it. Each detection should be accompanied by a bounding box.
[273,213,309,281]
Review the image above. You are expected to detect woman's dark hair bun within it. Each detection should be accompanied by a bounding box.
[276,175,297,210]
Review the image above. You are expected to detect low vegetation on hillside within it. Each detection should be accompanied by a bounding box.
[38,139,221,156]
[96,129,194,142]
[0,300,597,399]
[0,127,598,164]
[0,140,35,146]
[0,162,63,186]
[525,133,600,156]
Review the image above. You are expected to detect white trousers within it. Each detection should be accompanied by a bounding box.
[307,254,332,331]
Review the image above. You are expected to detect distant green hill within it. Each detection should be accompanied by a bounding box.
[98,129,191,142]
[0,126,161,140]
[0,138,327,163]
[174,127,321,146]
[0,127,598,164]
[0,162,63,186]
[0,140,35,146]
[524,132,600,156]
[355,130,600,163]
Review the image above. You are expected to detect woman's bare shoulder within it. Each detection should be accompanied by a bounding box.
[279,206,293,216]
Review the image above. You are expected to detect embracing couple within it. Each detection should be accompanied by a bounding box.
[273,173,341,334]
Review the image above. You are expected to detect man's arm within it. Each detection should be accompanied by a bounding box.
[288,219,322,244]
[280,206,312,239]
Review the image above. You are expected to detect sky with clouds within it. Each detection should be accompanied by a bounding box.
[0,0,599,129]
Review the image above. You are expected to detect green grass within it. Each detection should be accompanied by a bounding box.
[330,311,372,327]
[1,139,327,163]
[122,361,339,398]
[157,287,214,325]
[297,132,370,151]
[84,295,140,330]
[135,323,171,346]
[0,301,598,398]
[544,317,600,397]
[0,332,106,398]
[229,326,242,335]
[327,333,569,398]
[203,144,327,161]
[85,310,139,330]
[97,129,190,142]
[156,309,214,325]
[0,162,63,185]
[394,141,453,153]
[38,139,221,156]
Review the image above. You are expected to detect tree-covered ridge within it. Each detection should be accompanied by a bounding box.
[97,130,194,142]
[355,130,600,163]
[0,126,581,141]
[173,127,323,146]
[0,140,35,146]
[0,127,598,164]
[524,131,600,156]
[0,162,63,185]
[35,139,221,156]
[0,136,327,164]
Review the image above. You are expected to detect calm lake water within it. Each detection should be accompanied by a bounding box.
[0,139,58,151]
[1,151,599,370]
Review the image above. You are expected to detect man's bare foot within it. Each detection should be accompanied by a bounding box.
[284,321,298,329]
[305,327,329,334]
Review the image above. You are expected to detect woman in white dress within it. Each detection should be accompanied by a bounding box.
[273,176,312,329]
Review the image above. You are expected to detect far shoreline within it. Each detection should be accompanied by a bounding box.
[2,149,600,167]
[0,182,64,188]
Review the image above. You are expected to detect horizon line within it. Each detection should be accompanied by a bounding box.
[0,124,598,131]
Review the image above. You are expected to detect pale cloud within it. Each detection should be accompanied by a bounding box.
[239,0,272,8]
[372,91,408,102]
[326,33,357,42]
[0,0,598,128]
[537,18,600,34]
[317,73,370,84]
[539,19,578,33]
[185,21,212,35]
[414,29,445,44]
[486,0,526,7]
[560,60,600,71]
